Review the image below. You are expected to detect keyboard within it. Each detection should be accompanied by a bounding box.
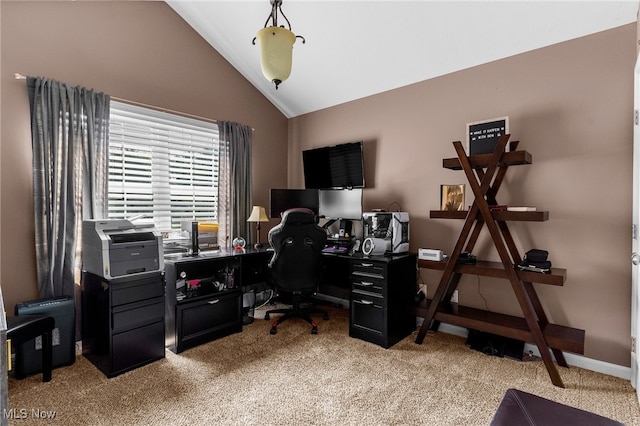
[322,246,349,254]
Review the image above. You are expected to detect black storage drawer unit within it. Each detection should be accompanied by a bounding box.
[82,271,165,378]
[112,296,165,333]
[351,260,385,277]
[351,291,385,336]
[112,321,165,374]
[111,275,164,306]
[164,249,272,354]
[349,253,416,348]
[351,267,385,295]
[176,290,242,353]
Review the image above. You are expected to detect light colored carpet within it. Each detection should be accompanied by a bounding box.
[6,305,640,425]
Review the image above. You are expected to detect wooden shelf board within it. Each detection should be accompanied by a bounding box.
[429,211,468,219]
[412,300,584,355]
[429,210,549,221]
[442,150,532,170]
[493,211,549,221]
[418,259,566,286]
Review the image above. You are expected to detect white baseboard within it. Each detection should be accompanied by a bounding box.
[434,321,632,381]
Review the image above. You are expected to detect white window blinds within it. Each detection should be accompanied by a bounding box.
[108,101,219,231]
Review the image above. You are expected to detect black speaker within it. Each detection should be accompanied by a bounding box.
[191,221,199,255]
[339,219,352,237]
[14,296,76,377]
[466,329,524,361]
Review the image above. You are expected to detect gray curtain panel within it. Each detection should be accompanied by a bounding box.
[27,77,110,299]
[217,121,253,248]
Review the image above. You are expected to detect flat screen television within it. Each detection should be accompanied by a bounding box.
[269,188,319,218]
[318,188,363,220]
[303,141,364,189]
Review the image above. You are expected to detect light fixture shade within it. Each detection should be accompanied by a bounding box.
[256,26,296,87]
[247,205,269,223]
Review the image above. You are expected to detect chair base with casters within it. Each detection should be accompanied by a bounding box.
[7,314,55,382]
[264,292,329,334]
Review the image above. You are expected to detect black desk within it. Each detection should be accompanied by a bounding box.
[318,253,352,301]
[164,248,417,351]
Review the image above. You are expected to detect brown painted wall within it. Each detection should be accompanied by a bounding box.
[290,24,636,366]
[0,2,288,311]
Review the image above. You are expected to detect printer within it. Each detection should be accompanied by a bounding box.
[82,219,163,280]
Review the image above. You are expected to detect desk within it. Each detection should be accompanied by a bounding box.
[164,248,272,353]
[164,248,417,351]
[318,253,351,301]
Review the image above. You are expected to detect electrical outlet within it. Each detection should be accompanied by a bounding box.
[450,290,459,303]
[418,284,427,295]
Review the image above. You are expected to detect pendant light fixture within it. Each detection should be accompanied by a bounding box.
[252,0,305,90]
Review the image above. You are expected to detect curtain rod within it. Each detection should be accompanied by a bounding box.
[110,96,219,126]
[14,73,254,130]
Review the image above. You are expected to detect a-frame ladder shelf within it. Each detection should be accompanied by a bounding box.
[416,134,585,388]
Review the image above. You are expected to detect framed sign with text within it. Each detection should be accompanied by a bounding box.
[466,116,509,155]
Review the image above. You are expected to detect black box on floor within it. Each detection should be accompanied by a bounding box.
[466,329,524,361]
[14,296,76,377]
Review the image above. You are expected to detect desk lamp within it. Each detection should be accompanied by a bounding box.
[247,206,269,249]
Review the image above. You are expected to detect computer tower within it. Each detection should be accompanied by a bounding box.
[362,212,410,254]
[14,296,76,377]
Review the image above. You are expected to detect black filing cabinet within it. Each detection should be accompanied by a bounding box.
[81,271,165,377]
[349,253,416,348]
[173,288,242,353]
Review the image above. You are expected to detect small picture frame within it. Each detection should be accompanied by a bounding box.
[466,116,509,155]
[441,184,465,211]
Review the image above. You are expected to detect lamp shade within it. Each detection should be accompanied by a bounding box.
[247,206,269,223]
[256,26,296,87]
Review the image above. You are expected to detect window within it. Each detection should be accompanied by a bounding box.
[108,101,219,231]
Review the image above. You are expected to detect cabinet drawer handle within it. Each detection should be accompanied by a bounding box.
[360,263,374,267]
[359,299,374,305]
[207,299,220,304]
[360,281,374,286]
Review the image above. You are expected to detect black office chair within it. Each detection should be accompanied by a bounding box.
[265,208,329,334]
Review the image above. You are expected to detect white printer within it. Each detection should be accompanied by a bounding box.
[82,219,163,280]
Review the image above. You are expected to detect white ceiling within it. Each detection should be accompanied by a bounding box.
[166,1,638,118]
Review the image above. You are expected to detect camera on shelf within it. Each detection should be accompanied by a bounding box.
[457,251,477,264]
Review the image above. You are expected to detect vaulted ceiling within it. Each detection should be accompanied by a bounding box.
[167,1,638,118]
